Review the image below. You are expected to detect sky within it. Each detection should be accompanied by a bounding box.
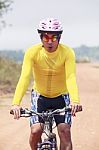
[0,0,99,50]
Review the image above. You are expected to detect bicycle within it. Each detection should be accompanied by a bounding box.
[10,106,82,150]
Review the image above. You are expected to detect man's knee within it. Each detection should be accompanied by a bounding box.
[57,123,71,139]
[30,123,43,137]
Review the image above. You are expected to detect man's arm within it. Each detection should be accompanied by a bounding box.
[11,50,33,119]
[65,48,82,116]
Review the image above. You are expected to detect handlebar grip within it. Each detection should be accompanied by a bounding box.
[20,108,26,114]
[10,110,14,115]
[10,108,25,115]
[65,108,71,112]
[65,106,82,112]
[78,106,83,112]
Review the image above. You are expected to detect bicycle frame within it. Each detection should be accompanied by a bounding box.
[37,109,58,150]
[10,107,72,150]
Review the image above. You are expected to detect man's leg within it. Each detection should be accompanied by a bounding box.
[29,123,43,150]
[57,123,72,150]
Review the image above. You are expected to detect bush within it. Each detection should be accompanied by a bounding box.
[76,56,90,63]
[0,57,21,92]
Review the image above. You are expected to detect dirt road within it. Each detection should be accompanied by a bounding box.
[0,63,99,150]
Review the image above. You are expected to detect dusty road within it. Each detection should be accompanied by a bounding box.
[0,63,99,150]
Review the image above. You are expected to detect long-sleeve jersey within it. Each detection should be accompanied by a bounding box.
[12,43,80,105]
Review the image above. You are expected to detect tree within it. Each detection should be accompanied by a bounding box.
[0,0,13,29]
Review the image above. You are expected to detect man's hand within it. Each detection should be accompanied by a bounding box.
[70,103,82,117]
[10,105,21,119]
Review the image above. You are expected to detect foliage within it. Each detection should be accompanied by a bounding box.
[0,50,24,62]
[0,0,13,28]
[74,45,99,62]
[0,56,21,92]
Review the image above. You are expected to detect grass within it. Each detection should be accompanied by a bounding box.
[0,57,21,93]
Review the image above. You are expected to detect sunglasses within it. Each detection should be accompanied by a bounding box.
[42,34,59,42]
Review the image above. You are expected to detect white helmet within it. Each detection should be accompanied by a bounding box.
[37,18,63,34]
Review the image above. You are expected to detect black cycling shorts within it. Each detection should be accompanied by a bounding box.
[30,90,71,126]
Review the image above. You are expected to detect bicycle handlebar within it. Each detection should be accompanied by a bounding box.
[10,106,82,117]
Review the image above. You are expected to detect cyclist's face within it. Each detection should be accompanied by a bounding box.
[41,33,60,52]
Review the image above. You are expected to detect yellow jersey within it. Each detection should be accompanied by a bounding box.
[12,43,80,105]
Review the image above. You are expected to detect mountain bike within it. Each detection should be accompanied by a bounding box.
[10,106,82,150]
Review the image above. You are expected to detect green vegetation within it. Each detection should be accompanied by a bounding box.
[0,56,21,93]
[0,50,24,62]
[74,45,99,62]
[0,0,13,29]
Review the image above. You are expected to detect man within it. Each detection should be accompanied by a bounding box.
[11,18,82,150]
